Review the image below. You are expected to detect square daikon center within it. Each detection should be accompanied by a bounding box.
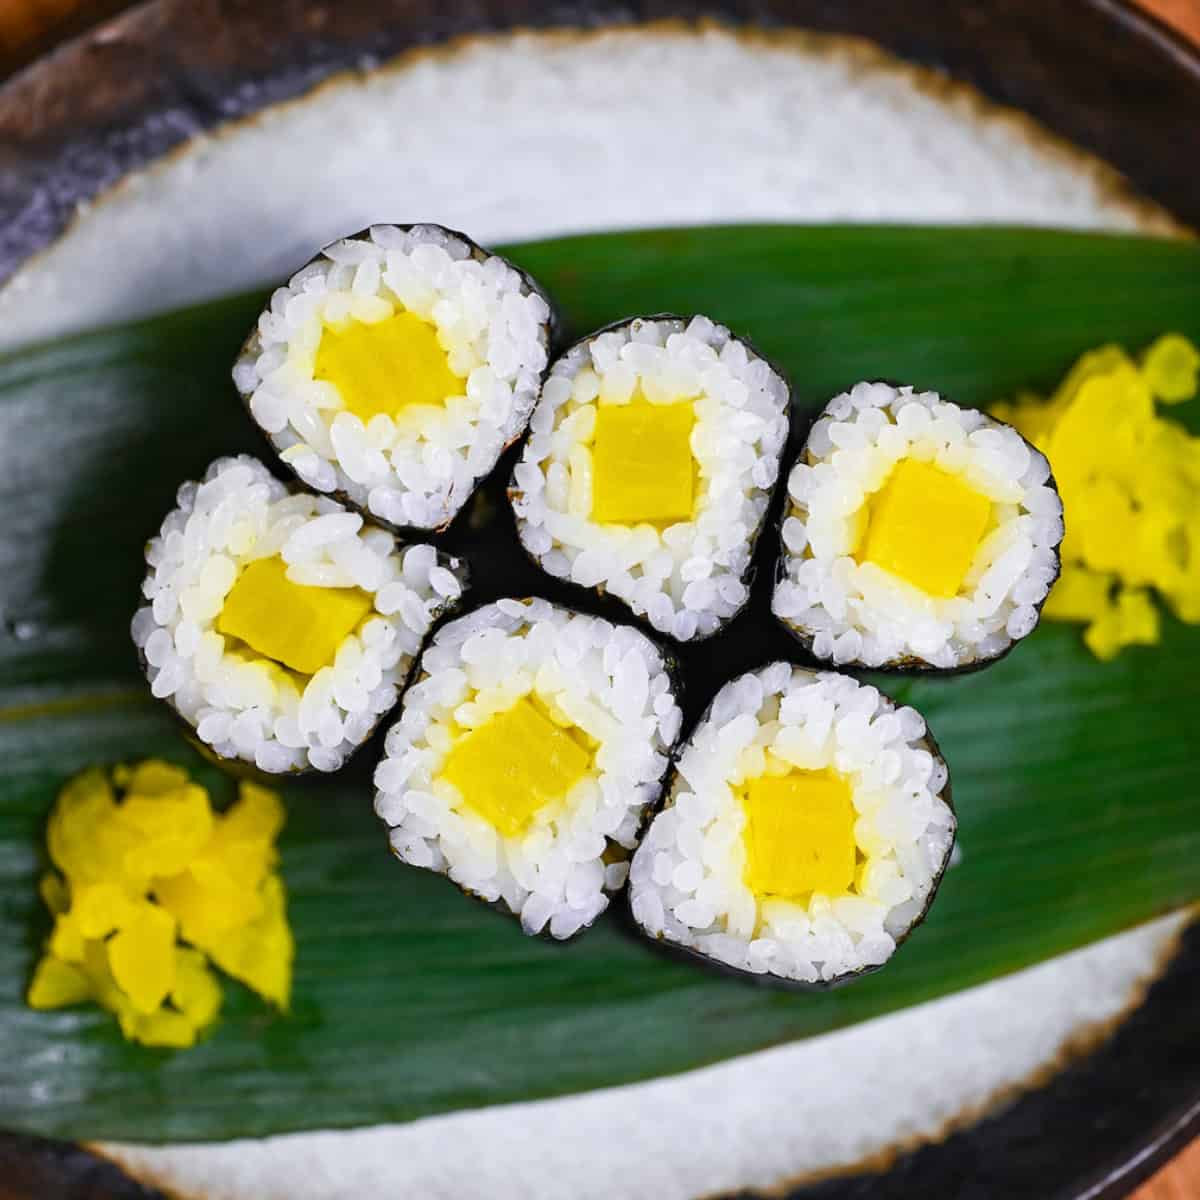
[859,458,991,598]
[313,310,464,422]
[591,401,695,525]
[741,768,856,900]
[439,696,592,837]
[216,556,372,676]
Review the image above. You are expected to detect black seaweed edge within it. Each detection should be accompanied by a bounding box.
[505,311,797,645]
[232,222,561,536]
[374,594,687,943]
[132,456,470,780]
[771,384,1065,677]
[624,664,957,991]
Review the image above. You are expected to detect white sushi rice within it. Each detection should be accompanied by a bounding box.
[629,664,955,984]
[773,383,1065,669]
[511,316,790,641]
[132,455,466,773]
[30,27,1182,1194]
[374,598,682,939]
[233,224,553,531]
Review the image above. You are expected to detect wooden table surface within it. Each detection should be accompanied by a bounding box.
[0,0,1197,1196]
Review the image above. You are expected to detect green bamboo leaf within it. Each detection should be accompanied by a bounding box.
[0,225,1197,1143]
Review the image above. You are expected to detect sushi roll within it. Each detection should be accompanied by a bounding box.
[233,223,555,532]
[509,315,790,641]
[132,455,467,773]
[628,664,954,985]
[773,382,1064,670]
[374,598,683,939]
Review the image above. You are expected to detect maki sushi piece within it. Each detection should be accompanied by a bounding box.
[374,598,683,939]
[233,223,555,532]
[132,456,466,773]
[629,664,954,985]
[510,315,790,641]
[773,382,1064,670]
